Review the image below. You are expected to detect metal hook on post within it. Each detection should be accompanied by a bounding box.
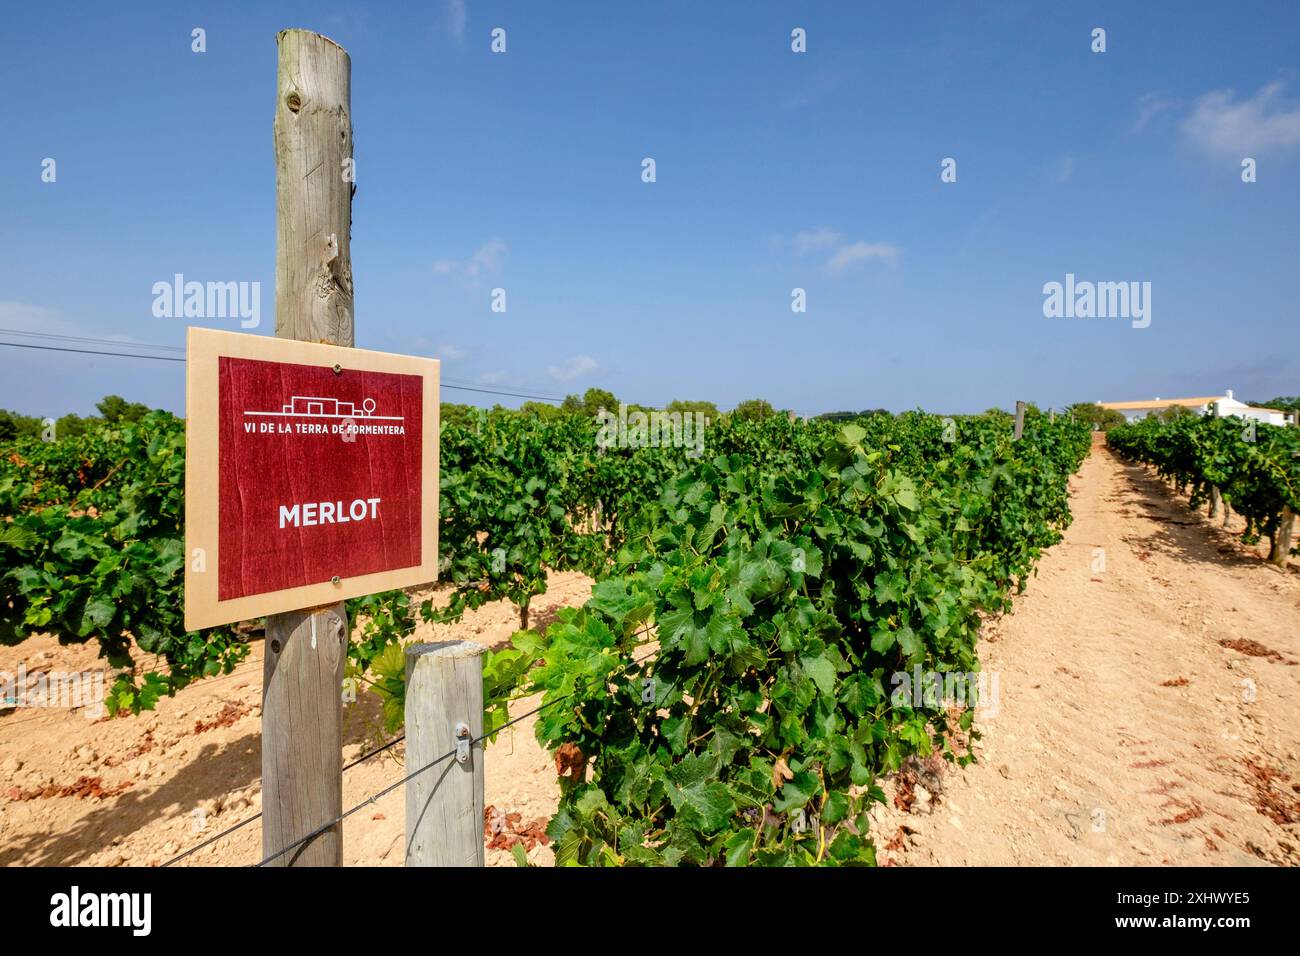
[454,722,471,764]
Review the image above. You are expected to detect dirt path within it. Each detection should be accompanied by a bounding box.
[0,573,587,868]
[882,444,1300,867]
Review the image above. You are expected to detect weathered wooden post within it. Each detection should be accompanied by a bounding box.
[1271,505,1295,568]
[263,28,355,867]
[595,425,606,535]
[405,641,487,867]
[1013,401,1026,441]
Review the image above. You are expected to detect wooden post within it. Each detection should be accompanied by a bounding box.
[595,420,605,535]
[1271,505,1295,568]
[405,641,487,867]
[1013,401,1026,441]
[1209,485,1222,519]
[262,28,355,867]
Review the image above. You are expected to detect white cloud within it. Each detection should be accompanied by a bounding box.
[1183,82,1300,156]
[465,239,506,278]
[789,227,843,256]
[775,230,900,275]
[824,241,900,274]
[1134,91,1176,132]
[432,238,507,283]
[443,0,467,43]
[547,355,598,382]
[437,344,465,360]
[1050,156,1074,183]
[479,370,506,385]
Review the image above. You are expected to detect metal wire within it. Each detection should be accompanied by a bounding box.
[160,731,406,867]
[255,644,664,867]
[0,335,673,408]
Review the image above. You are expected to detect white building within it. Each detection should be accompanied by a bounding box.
[1099,390,1290,426]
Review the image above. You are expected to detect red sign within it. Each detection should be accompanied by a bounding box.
[217,356,424,600]
[185,329,439,631]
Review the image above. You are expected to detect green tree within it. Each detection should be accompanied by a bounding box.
[564,388,617,418]
[665,399,719,421]
[519,401,564,421]
[1157,404,1195,422]
[1250,397,1300,416]
[55,413,90,438]
[0,409,42,443]
[731,398,775,422]
[585,388,618,416]
[1067,402,1126,431]
[95,395,150,424]
[814,409,893,422]
[439,402,476,429]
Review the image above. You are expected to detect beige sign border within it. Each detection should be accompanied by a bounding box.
[184,327,439,631]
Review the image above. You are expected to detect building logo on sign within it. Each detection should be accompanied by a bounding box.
[244,395,404,422]
[242,394,407,436]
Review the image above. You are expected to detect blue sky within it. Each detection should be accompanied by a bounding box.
[2,0,1298,418]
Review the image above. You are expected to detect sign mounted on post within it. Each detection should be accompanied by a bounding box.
[185,327,439,631]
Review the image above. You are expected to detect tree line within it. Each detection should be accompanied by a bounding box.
[0,396,152,442]
[15,392,1277,440]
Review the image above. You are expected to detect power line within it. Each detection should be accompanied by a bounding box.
[0,336,676,412]
[438,381,563,403]
[0,341,186,362]
[0,328,185,352]
[2,329,570,399]
[441,377,567,403]
[0,340,564,402]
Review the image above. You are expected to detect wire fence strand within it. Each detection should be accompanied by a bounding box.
[160,731,406,867]
[255,644,665,867]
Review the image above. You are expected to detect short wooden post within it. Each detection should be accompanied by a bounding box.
[1013,401,1026,441]
[263,28,355,867]
[595,416,606,534]
[1272,505,1295,568]
[405,641,487,867]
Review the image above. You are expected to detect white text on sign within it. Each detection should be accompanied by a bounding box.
[279,498,381,529]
